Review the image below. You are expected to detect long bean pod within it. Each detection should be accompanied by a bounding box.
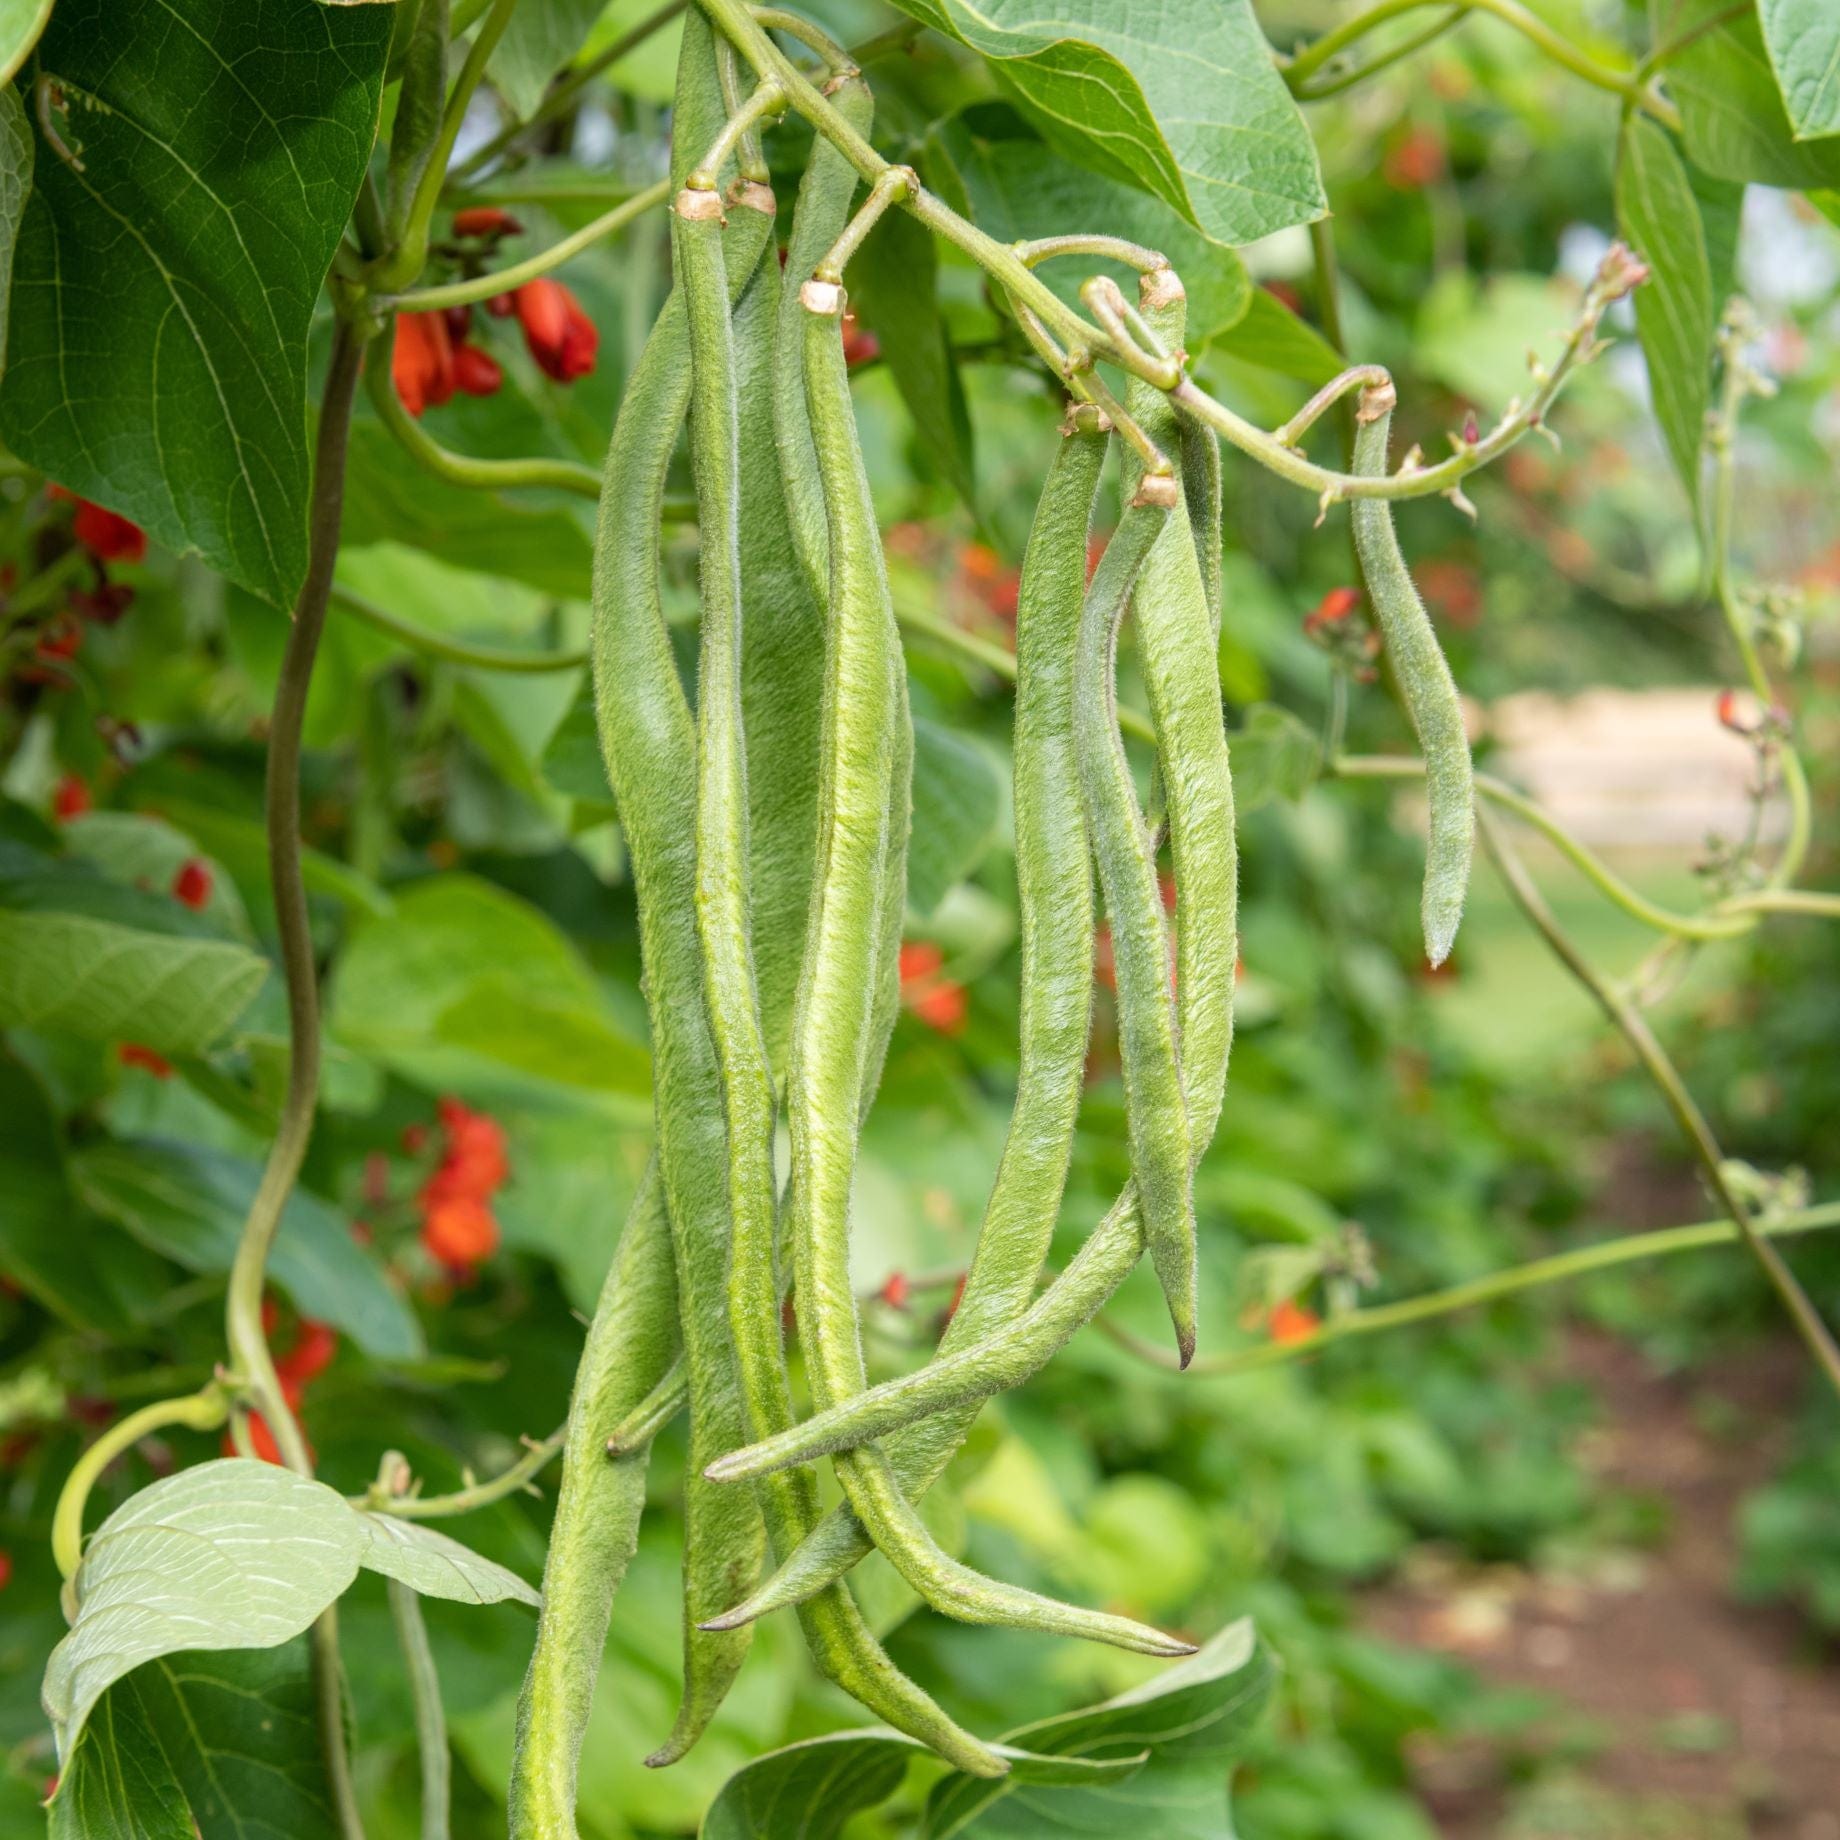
[591,15,771,1767]
[508,1164,676,1837]
[1120,273,1240,1359]
[1351,383,1474,965]
[712,409,1110,1622]
[1077,471,1195,1359]
[689,164,1003,1779]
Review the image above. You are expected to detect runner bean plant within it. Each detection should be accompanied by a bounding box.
[7,0,1840,1834]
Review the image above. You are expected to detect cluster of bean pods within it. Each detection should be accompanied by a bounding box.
[507,20,1474,1819]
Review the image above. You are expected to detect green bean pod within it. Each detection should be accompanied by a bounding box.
[1350,385,1474,965]
[508,1163,676,1838]
[1077,469,1195,1359]
[692,183,1003,1780]
[711,409,1110,1622]
[589,16,773,1767]
[706,489,1172,1487]
[1121,273,1240,1357]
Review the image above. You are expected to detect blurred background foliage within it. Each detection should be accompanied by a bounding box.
[3,0,1839,1834]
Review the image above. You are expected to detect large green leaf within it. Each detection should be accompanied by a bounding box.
[924,112,1251,346]
[700,1731,915,1840]
[926,1620,1274,1836]
[491,0,604,120]
[1214,285,1343,386]
[44,1461,368,1760]
[0,0,391,604]
[1615,117,1717,512]
[51,1646,332,1840]
[0,82,30,383]
[887,0,1322,247]
[328,873,650,1105]
[1229,704,1322,813]
[1666,0,1840,186]
[1757,1,1840,139]
[909,717,1003,918]
[0,871,267,1053]
[70,1138,424,1361]
[853,208,978,515]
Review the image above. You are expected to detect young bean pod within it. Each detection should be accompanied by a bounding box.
[508,1164,676,1838]
[1120,274,1240,1359]
[1077,474,1195,1358]
[1351,383,1474,966]
[711,408,1110,1623]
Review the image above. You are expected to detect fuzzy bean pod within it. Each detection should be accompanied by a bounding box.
[712,409,1110,1622]
[1351,385,1474,966]
[508,1164,676,1838]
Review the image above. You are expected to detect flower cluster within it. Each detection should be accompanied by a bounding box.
[14,491,146,690]
[418,1096,510,1274]
[393,214,599,415]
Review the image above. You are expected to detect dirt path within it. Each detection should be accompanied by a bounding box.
[1365,1331,1840,1837]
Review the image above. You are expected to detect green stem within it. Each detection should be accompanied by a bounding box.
[366,330,601,498]
[223,316,368,1840]
[364,1428,567,1520]
[1335,755,1756,941]
[384,179,671,312]
[1282,0,1679,127]
[377,1454,452,1840]
[1479,809,1840,1404]
[334,585,587,673]
[51,1386,230,1584]
[1101,1201,1840,1376]
[378,0,522,292]
[1292,8,1464,99]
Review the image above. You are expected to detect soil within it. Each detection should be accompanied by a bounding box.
[1364,1329,1840,1838]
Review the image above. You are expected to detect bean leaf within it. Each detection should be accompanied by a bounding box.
[0,0,393,605]
[0,0,53,86]
[70,1138,425,1361]
[356,1512,542,1607]
[909,718,1004,918]
[1757,0,1840,140]
[885,0,1323,247]
[51,1645,332,1840]
[0,82,30,382]
[1229,704,1323,812]
[1665,0,1840,187]
[44,1462,368,1761]
[1615,117,1717,513]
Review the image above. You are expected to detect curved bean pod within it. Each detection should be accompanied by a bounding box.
[1077,471,1194,1359]
[508,1163,677,1838]
[1351,384,1474,966]
[1121,275,1240,1356]
[711,410,1110,1624]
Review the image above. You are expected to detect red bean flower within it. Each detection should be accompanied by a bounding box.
[417,1097,510,1275]
[513,279,598,383]
[452,340,505,399]
[171,857,212,910]
[392,312,455,416]
[452,206,523,240]
[898,941,968,1035]
[1268,1298,1321,1346]
[50,488,147,564]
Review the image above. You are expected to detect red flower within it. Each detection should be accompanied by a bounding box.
[1303,586,1362,636]
[117,1043,173,1078]
[57,493,147,564]
[452,340,505,399]
[898,942,967,1034]
[878,1272,911,1309]
[1383,125,1446,189]
[0,1549,12,1592]
[513,279,598,383]
[71,583,135,626]
[171,857,212,910]
[452,206,523,240]
[1268,1299,1321,1346]
[392,313,455,416]
[1716,689,1749,734]
[35,616,83,663]
[53,774,91,821]
[421,1191,500,1270]
[436,1096,510,1193]
[277,1318,338,1388]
